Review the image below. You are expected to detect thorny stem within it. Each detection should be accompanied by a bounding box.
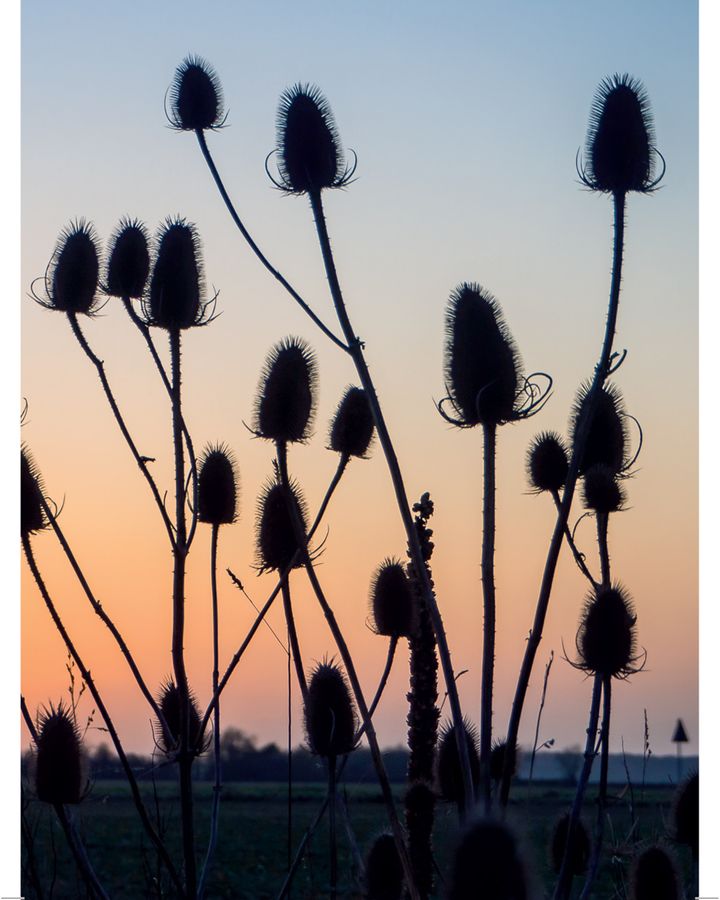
[480,423,496,812]
[308,188,475,816]
[579,675,611,900]
[20,542,184,895]
[66,312,176,546]
[597,513,611,588]
[329,756,338,900]
[355,636,398,742]
[195,130,348,352]
[500,190,627,808]
[551,489,599,588]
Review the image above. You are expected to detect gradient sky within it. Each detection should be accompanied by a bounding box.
[21,0,697,758]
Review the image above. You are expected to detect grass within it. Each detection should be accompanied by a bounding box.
[22,779,691,898]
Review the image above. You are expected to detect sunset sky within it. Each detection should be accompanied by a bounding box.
[21,0,698,761]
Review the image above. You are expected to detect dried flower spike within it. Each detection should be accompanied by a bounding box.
[146,217,208,330]
[447,819,530,900]
[673,771,699,856]
[304,661,357,758]
[365,833,404,900]
[169,55,224,132]
[36,220,100,315]
[571,382,628,475]
[630,844,683,900]
[198,444,238,526]
[254,337,317,443]
[576,584,640,678]
[550,813,590,876]
[105,218,150,299]
[369,559,415,639]
[489,739,518,784]
[21,446,47,537]
[155,680,205,756]
[329,386,375,458]
[34,702,86,805]
[436,718,480,803]
[256,477,308,573]
[582,463,625,514]
[527,432,569,493]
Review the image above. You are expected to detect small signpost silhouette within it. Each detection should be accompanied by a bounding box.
[672,718,689,782]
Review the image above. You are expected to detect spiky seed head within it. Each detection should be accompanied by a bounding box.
[155,680,205,756]
[447,819,530,900]
[46,220,100,315]
[672,772,699,855]
[304,661,358,758]
[582,463,625,513]
[198,444,238,525]
[254,338,317,443]
[369,559,415,639]
[571,382,628,475]
[584,75,656,194]
[550,813,590,876]
[106,218,150,299]
[21,446,47,538]
[443,283,521,427]
[489,739,518,784]
[276,84,348,194]
[147,217,206,330]
[527,432,569,493]
[436,718,480,803]
[630,844,683,900]
[329,386,375,458]
[365,833,404,900]
[34,702,85,805]
[256,477,308,573]
[576,585,638,678]
[169,55,224,131]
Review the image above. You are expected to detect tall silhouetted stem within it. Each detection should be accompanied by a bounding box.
[329,755,338,900]
[579,675,611,900]
[597,513,611,588]
[480,423,496,812]
[500,190,626,807]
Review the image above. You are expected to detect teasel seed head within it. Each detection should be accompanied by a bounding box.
[155,680,206,756]
[21,446,48,538]
[254,337,317,443]
[550,813,590,876]
[329,386,375,459]
[274,84,354,195]
[436,718,480,804]
[34,701,86,805]
[105,218,150,299]
[489,739,518,784]
[256,476,309,573]
[527,431,569,493]
[447,819,530,900]
[576,584,641,678]
[630,844,683,900]
[37,220,101,315]
[198,443,238,526]
[304,660,358,758]
[580,74,660,195]
[365,833,404,900]
[672,771,698,856]
[582,463,625,514]
[169,55,224,132]
[369,559,415,639]
[571,382,628,476]
[146,217,209,330]
[442,283,522,427]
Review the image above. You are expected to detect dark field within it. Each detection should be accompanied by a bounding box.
[21,780,693,898]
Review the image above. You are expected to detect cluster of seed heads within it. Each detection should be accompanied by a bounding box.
[369,559,415,639]
[629,844,683,900]
[436,718,481,804]
[304,661,357,758]
[447,819,530,900]
[575,584,640,678]
[155,680,206,757]
[255,477,308,573]
[34,702,86,805]
[197,444,239,526]
[21,446,47,538]
[254,337,317,444]
[526,432,569,494]
[364,833,404,900]
[329,385,375,458]
[169,55,225,132]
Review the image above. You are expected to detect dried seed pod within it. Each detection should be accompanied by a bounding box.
[365,833,404,900]
[329,386,375,459]
[672,771,699,856]
[576,585,639,678]
[447,819,530,900]
[198,444,238,526]
[146,217,207,330]
[275,84,352,194]
[34,702,86,805]
[155,680,205,755]
[527,432,569,493]
[489,739,518,784]
[304,661,357,758]
[169,55,224,132]
[369,559,415,639]
[571,382,628,476]
[105,218,150,299]
[630,844,683,900]
[254,338,317,443]
[255,477,308,573]
[443,283,521,427]
[550,813,590,876]
[436,718,480,804]
[582,75,658,195]
[42,220,101,315]
[21,446,47,537]
[582,463,625,513]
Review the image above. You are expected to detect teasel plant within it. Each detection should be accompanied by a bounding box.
[629,844,684,900]
[440,282,551,811]
[445,819,532,900]
[176,55,477,814]
[499,72,664,809]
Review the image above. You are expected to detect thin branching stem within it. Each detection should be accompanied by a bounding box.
[551,489,599,588]
[480,422,496,812]
[355,636,398,742]
[276,787,330,900]
[579,675,612,899]
[328,755,338,900]
[500,190,627,808]
[527,650,554,800]
[597,513,611,588]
